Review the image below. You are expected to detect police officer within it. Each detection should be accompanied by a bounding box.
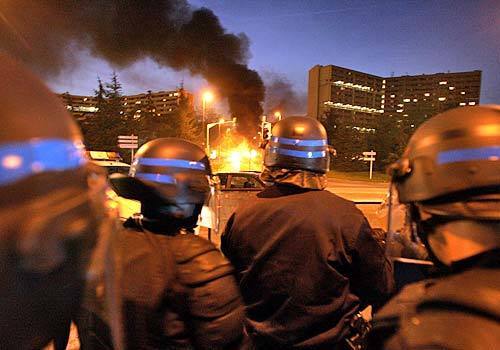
[0,54,121,349]
[371,105,500,349]
[221,116,394,349]
[78,138,247,349]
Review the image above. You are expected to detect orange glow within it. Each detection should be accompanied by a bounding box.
[202,91,214,103]
[211,132,263,172]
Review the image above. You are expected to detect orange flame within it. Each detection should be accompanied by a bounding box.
[211,131,263,172]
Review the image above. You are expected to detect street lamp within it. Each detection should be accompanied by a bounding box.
[202,91,214,124]
[274,111,282,121]
[201,91,214,147]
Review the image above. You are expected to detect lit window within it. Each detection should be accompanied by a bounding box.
[424,93,430,96]
[163,98,166,101]
[136,109,141,113]
[123,102,127,106]
[382,79,386,83]
[398,104,404,107]
[410,124,415,128]
[468,102,476,105]
[438,97,446,101]
[439,81,447,85]
[397,109,403,113]
[381,94,385,98]
[449,86,455,90]
[403,114,409,117]
[459,102,466,106]
[83,97,88,101]
[135,101,141,104]
[119,111,123,114]
[403,98,410,102]
[461,91,466,95]
[413,98,418,102]
[390,94,395,98]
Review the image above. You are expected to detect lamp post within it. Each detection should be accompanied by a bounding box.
[202,91,214,138]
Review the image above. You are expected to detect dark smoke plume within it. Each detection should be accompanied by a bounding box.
[0,1,264,134]
[263,72,306,118]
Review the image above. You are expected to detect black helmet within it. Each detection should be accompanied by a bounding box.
[110,138,211,206]
[264,116,329,173]
[389,105,500,220]
[0,54,116,349]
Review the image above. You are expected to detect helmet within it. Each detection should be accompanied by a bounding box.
[264,116,329,173]
[387,106,500,266]
[0,55,118,348]
[110,138,211,207]
[389,105,500,219]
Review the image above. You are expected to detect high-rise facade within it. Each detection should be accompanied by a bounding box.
[308,65,384,124]
[59,88,193,121]
[308,64,481,126]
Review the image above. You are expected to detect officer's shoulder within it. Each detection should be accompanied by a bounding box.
[375,268,500,349]
[375,279,430,322]
[168,234,234,286]
[385,308,500,349]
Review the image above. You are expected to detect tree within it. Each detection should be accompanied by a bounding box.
[176,89,202,144]
[83,74,127,151]
[322,110,369,171]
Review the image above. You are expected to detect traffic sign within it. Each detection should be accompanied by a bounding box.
[363,157,376,161]
[363,151,377,156]
[118,135,138,140]
[119,144,138,149]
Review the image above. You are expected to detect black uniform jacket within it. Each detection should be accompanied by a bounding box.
[371,250,500,350]
[221,185,394,349]
[78,223,246,350]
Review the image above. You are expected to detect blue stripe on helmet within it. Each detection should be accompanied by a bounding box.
[0,139,86,186]
[136,157,206,170]
[270,147,327,159]
[271,136,327,147]
[135,172,177,184]
[437,146,500,164]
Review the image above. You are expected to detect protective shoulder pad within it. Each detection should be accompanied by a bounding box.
[419,267,500,320]
[168,234,234,286]
[385,309,500,350]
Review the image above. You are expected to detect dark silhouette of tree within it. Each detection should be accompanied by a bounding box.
[322,110,369,171]
[83,74,127,151]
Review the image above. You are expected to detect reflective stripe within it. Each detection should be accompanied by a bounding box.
[270,147,327,159]
[437,146,500,164]
[136,157,206,170]
[136,173,176,184]
[271,136,327,147]
[0,139,86,186]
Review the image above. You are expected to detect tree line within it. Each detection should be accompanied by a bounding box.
[321,109,428,172]
[73,73,202,156]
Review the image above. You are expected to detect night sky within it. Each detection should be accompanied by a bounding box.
[48,0,500,113]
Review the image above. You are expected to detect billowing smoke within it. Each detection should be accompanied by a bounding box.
[263,73,307,119]
[0,1,264,134]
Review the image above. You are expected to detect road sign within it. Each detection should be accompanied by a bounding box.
[118,135,138,140]
[118,144,138,149]
[362,150,376,179]
[118,135,138,162]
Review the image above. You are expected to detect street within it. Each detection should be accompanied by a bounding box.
[327,178,390,230]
